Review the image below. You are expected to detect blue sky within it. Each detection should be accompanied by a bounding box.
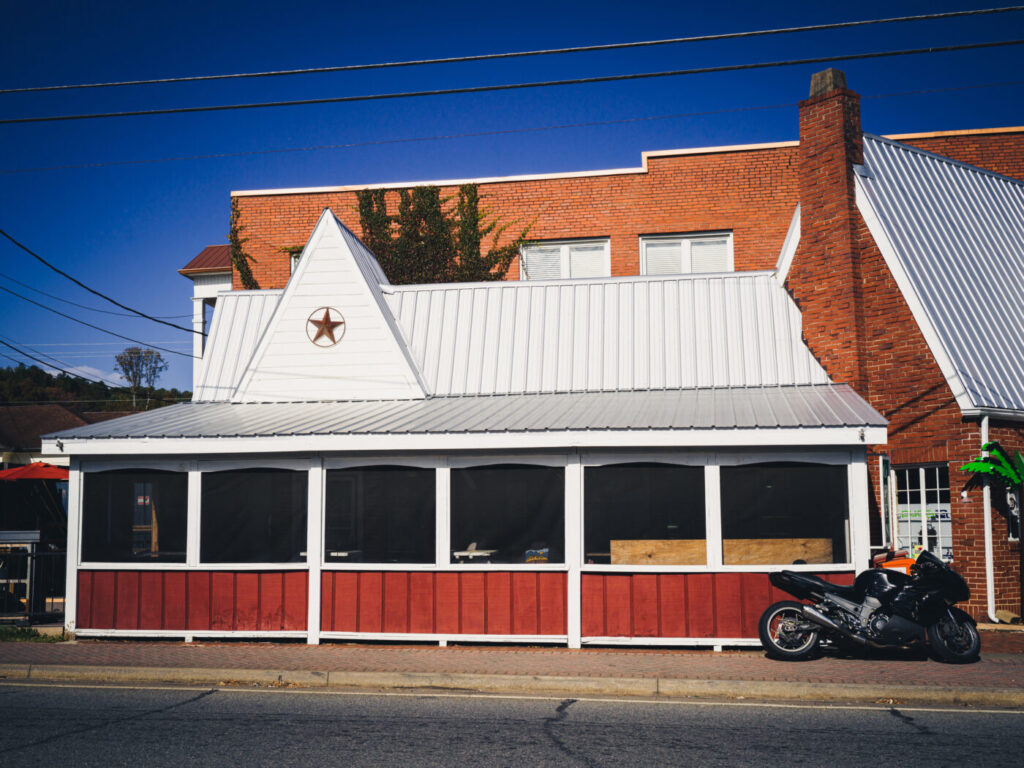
[1,0,1022,394]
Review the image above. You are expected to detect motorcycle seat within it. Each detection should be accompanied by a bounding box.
[772,570,858,600]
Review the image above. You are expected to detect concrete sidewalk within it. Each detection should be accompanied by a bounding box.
[2,634,1024,708]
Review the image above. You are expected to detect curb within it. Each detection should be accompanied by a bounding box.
[2,663,1023,708]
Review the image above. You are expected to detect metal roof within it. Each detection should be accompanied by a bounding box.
[858,135,1024,414]
[179,244,231,275]
[385,272,828,396]
[193,290,281,402]
[49,384,883,442]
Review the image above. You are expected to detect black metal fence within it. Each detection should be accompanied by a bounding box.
[0,548,65,623]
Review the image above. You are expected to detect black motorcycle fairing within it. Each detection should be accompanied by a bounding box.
[854,568,912,602]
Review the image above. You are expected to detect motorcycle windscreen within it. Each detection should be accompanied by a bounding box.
[719,463,850,566]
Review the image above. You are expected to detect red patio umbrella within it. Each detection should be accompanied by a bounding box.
[0,462,69,481]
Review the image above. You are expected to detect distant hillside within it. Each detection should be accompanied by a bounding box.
[0,364,190,411]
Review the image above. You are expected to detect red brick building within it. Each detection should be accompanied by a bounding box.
[181,69,1024,621]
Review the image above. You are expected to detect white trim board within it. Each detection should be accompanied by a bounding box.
[46,426,887,456]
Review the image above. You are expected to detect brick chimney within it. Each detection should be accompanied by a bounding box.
[785,68,868,393]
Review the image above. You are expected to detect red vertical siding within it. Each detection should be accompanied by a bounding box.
[580,572,855,638]
[76,570,308,632]
[319,571,567,635]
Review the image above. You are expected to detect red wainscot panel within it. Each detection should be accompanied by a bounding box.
[581,572,855,639]
[77,571,308,632]
[321,571,567,636]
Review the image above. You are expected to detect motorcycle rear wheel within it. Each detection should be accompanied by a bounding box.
[759,600,820,661]
[927,613,980,664]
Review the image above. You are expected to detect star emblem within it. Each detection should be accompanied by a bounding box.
[306,307,346,347]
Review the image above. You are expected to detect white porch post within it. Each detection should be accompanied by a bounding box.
[848,452,870,571]
[704,464,723,569]
[63,459,81,634]
[186,462,201,566]
[307,459,324,645]
[565,454,582,649]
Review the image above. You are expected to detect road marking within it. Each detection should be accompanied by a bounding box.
[1,681,1021,715]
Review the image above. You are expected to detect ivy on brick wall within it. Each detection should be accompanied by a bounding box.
[229,198,260,290]
[356,184,529,284]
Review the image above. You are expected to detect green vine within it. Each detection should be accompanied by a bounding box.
[229,198,259,290]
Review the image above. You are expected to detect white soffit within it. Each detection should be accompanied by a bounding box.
[857,134,1024,414]
[193,290,281,402]
[385,271,829,396]
[231,210,426,403]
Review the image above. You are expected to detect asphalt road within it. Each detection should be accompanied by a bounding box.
[1,683,1022,767]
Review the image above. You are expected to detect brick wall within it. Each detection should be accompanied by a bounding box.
[231,147,802,290]
[899,130,1024,181]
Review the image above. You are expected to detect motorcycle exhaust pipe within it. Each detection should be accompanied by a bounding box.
[801,605,869,646]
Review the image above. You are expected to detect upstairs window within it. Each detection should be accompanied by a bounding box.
[520,239,610,280]
[640,233,732,276]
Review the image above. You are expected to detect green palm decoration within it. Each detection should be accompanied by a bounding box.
[961,441,1024,492]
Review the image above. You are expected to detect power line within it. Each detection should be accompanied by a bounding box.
[0,284,198,359]
[3,6,1021,95]
[0,341,121,386]
[2,38,1022,127]
[3,78,1021,176]
[0,269,192,318]
[0,229,203,335]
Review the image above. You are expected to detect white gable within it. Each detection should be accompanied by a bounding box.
[232,210,425,402]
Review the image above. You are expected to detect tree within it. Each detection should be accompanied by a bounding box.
[114,347,168,408]
[355,184,529,285]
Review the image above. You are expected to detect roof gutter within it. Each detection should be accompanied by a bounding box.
[960,406,1024,423]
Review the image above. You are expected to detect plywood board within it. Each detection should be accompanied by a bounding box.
[723,537,832,565]
[610,539,707,565]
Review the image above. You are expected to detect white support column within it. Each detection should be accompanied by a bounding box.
[704,464,723,569]
[565,454,582,649]
[63,459,81,634]
[436,465,451,569]
[848,452,870,571]
[186,463,201,567]
[306,459,325,645]
[191,297,206,389]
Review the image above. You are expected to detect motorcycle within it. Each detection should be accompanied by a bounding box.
[758,549,980,663]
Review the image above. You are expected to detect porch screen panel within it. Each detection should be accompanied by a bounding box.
[82,470,187,563]
[325,466,435,563]
[584,463,705,565]
[450,464,564,564]
[720,463,849,565]
[201,469,307,563]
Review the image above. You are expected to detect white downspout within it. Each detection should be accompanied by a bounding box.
[982,415,999,623]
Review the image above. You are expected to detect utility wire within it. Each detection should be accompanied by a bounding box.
[3,78,1023,176]
[2,6,1021,94]
[2,39,1022,126]
[0,340,123,386]
[0,269,192,318]
[0,229,203,335]
[0,284,198,359]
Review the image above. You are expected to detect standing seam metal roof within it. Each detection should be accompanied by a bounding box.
[858,135,1024,412]
[48,384,885,441]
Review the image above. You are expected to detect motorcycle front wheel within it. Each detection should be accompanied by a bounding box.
[927,612,980,664]
[758,600,820,661]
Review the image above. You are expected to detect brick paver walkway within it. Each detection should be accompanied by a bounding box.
[2,638,1023,690]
